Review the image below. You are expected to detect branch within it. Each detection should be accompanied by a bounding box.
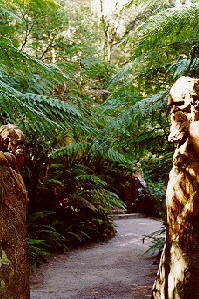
[20,21,33,51]
[39,38,57,61]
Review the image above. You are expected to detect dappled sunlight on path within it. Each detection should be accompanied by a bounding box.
[30,217,161,299]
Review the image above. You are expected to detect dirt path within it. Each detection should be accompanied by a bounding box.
[30,217,162,299]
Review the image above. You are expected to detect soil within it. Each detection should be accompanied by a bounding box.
[30,217,162,299]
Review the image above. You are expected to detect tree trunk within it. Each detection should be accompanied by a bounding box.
[0,165,29,299]
[152,76,199,298]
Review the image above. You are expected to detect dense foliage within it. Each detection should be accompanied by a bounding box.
[1,0,199,266]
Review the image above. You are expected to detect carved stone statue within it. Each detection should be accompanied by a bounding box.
[0,124,29,298]
[0,124,26,170]
[152,76,199,298]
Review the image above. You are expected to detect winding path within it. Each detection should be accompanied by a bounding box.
[30,217,161,299]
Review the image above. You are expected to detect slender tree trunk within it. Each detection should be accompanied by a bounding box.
[0,165,29,299]
[152,76,199,298]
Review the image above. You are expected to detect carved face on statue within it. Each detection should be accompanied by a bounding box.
[168,76,199,144]
[0,124,25,169]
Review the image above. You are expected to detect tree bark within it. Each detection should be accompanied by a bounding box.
[0,164,29,298]
[152,76,199,298]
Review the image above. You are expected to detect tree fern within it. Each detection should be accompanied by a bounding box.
[121,4,199,90]
[99,2,199,165]
[0,37,68,89]
[0,37,98,140]
[133,4,199,57]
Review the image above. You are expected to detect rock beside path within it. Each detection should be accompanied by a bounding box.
[30,217,162,299]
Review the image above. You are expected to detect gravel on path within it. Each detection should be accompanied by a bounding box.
[30,217,162,299]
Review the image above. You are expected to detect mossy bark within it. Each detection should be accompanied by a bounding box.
[0,165,29,299]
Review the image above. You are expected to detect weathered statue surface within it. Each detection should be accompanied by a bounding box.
[0,124,26,170]
[152,77,199,299]
[0,124,29,299]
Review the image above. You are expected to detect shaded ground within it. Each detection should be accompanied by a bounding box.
[30,217,162,299]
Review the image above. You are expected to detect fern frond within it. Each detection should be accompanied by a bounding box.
[98,91,167,139]
[71,193,98,212]
[0,37,68,93]
[108,63,133,87]
[28,245,51,257]
[133,4,199,57]
[66,231,82,242]
[75,174,108,187]
[128,91,168,119]
[91,189,126,210]
[28,239,46,246]
[168,58,199,78]
[28,211,56,224]
[49,142,91,159]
